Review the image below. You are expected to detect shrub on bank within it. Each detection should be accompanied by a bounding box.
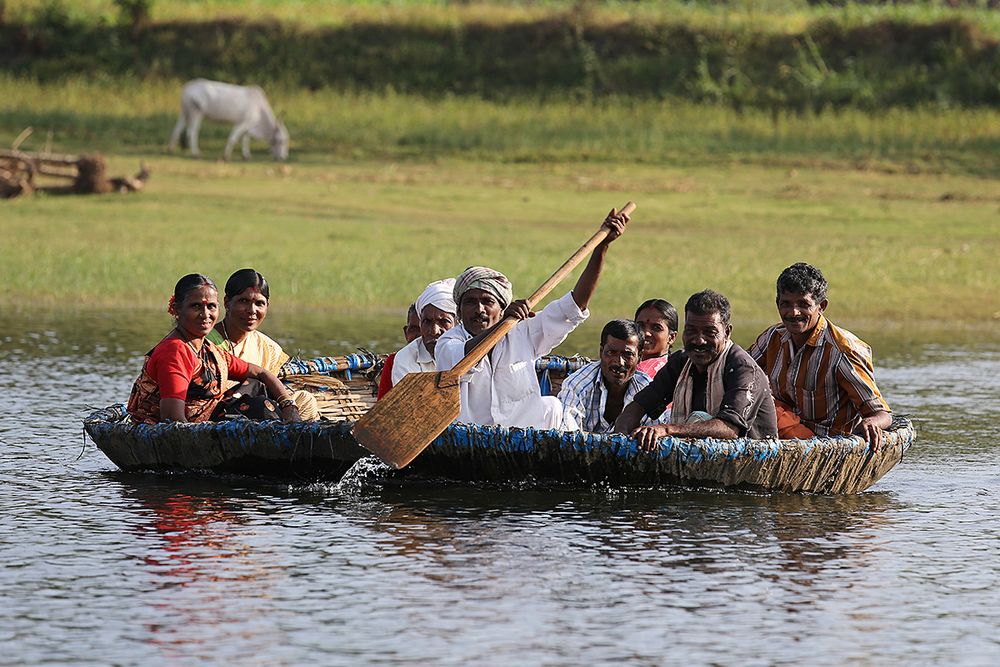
[1,6,998,110]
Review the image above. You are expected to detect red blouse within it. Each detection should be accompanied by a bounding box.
[376,352,397,400]
[147,338,250,399]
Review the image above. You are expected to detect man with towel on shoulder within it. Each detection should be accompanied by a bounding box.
[435,209,628,429]
[384,279,458,393]
[748,262,891,447]
[614,289,778,450]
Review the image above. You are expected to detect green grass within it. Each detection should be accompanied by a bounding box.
[3,76,999,175]
[2,76,997,339]
[3,154,997,336]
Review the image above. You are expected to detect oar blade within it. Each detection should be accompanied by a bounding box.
[351,370,461,468]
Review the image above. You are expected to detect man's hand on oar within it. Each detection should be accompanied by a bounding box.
[353,201,637,469]
[600,208,629,244]
[503,299,534,321]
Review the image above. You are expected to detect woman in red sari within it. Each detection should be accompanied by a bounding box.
[127,273,302,424]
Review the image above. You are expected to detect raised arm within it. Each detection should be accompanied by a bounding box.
[571,208,628,311]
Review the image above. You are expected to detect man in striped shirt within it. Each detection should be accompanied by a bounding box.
[749,263,892,448]
[557,319,664,433]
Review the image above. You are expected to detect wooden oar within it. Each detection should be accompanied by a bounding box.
[352,201,636,469]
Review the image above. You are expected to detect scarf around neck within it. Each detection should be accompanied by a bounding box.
[670,339,733,424]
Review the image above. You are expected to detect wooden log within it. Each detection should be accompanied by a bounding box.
[108,162,151,193]
[0,149,81,165]
[0,156,32,172]
[73,154,110,194]
[0,168,33,199]
[0,149,148,198]
[35,166,78,180]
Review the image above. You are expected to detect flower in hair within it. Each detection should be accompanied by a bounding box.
[167,295,177,316]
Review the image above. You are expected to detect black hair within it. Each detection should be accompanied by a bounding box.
[224,268,270,300]
[173,273,217,304]
[776,262,828,302]
[407,303,418,318]
[685,289,731,325]
[600,319,642,346]
[634,298,679,333]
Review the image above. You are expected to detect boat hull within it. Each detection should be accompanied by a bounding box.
[84,405,915,493]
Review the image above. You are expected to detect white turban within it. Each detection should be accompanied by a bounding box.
[416,278,457,318]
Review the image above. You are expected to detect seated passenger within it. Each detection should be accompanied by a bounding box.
[377,303,420,400]
[634,298,679,377]
[558,319,665,433]
[127,273,302,425]
[614,289,777,449]
[435,209,628,429]
[390,278,457,386]
[206,268,319,421]
[749,262,892,447]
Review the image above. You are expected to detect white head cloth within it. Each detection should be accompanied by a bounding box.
[416,278,457,317]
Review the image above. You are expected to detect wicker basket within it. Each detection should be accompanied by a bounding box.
[280,352,592,420]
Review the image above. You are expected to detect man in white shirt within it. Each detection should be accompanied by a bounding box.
[391,278,458,386]
[434,209,628,429]
[558,319,666,433]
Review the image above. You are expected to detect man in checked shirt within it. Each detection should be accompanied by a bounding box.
[749,263,893,448]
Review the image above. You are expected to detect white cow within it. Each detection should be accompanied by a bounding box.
[168,79,289,161]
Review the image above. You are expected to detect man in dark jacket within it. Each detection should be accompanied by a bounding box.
[614,290,777,450]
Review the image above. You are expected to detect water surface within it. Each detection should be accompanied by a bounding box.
[1,311,998,665]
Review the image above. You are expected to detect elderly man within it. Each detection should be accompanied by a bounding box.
[377,303,422,400]
[391,278,457,385]
[558,319,665,433]
[749,262,892,447]
[614,289,777,449]
[435,209,628,429]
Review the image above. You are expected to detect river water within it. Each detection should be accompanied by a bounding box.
[1,311,998,666]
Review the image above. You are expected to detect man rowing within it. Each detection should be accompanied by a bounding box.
[558,319,665,433]
[614,289,777,449]
[748,262,892,447]
[434,208,629,429]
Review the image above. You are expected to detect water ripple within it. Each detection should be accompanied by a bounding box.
[1,327,999,665]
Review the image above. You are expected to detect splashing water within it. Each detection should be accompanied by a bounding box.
[335,455,394,494]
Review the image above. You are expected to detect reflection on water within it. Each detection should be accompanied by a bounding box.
[1,311,999,665]
[111,479,293,663]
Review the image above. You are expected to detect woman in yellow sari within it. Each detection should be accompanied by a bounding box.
[207,268,320,420]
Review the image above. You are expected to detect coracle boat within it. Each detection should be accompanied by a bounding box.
[84,354,915,494]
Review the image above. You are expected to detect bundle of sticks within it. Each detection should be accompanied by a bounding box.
[0,149,150,198]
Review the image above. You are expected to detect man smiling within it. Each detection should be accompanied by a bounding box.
[749,262,891,447]
[558,319,664,433]
[614,290,777,450]
[435,209,628,429]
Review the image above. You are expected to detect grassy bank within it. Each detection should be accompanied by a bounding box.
[2,22,996,340]
[3,1,999,110]
[2,153,997,337]
[3,76,999,175]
